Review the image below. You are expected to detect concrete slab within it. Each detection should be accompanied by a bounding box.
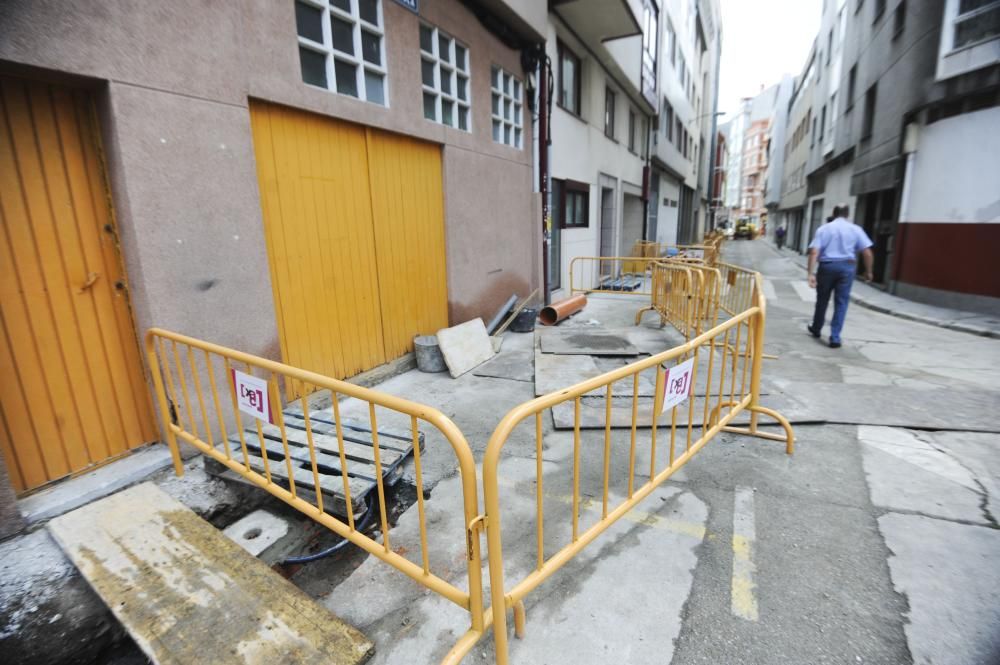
[858,426,992,525]
[534,350,601,396]
[539,329,640,355]
[436,318,495,378]
[880,513,1000,665]
[472,350,533,382]
[790,281,816,303]
[48,483,372,665]
[222,509,290,557]
[19,444,174,524]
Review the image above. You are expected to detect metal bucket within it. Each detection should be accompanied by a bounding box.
[509,308,538,333]
[414,335,447,373]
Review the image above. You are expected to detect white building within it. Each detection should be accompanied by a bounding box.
[545,0,659,296]
[648,0,723,246]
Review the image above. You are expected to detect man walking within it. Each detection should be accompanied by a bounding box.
[806,204,874,348]
[775,224,787,250]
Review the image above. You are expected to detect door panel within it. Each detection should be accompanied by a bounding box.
[0,76,157,492]
[365,129,448,361]
[249,102,447,392]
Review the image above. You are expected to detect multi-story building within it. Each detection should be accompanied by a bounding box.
[648,0,723,246]
[762,75,794,236]
[777,47,817,252]
[771,0,1000,314]
[545,0,660,297]
[735,84,777,228]
[711,127,728,226]
[722,109,745,222]
[0,0,546,497]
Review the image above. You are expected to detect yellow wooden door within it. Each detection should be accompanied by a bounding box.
[365,129,448,360]
[0,77,157,493]
[249,102,448,391]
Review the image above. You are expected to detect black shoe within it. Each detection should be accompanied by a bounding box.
[807,325,821,338]
[829,341,842,349]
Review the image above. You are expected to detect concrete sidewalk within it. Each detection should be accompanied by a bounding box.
[769,241,1000,338]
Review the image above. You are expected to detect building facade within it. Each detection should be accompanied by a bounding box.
[0,0,545,496]
[648,0,723,246]
[772,0,1000,314]
[545,0,659,297]
[734,84,777,229]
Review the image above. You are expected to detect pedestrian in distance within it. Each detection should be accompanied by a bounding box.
[806,204,874,348]
[775,225,786,250]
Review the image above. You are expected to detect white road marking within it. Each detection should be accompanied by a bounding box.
[762,279,777,301]
[731,486,759,621]
[790,280,817,303]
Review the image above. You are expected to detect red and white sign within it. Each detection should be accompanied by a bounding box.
[232,368,272,423]
[660,357,695,413]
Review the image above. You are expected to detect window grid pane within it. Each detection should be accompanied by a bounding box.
[297,0,387,106]
[420,23,471,131]
[490,64,524,148]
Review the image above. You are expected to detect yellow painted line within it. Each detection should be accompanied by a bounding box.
[497,475,711,540]
[731,486,759,621]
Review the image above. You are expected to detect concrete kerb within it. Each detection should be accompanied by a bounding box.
[769,242,1000,339]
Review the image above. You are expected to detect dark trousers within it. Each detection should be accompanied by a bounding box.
[812,260,856,343]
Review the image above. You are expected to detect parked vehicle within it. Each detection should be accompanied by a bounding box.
[735,218,756,239]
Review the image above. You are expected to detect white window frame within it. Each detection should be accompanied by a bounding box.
[420,23,471,131]
[937,0,1000,79]
[295,0,388,105]
[491,65,523,148]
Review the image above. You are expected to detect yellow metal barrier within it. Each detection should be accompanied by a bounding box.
[482,271,793,664]
[144,329,490,665]
[568,256,657,297]
[717,262,758,317]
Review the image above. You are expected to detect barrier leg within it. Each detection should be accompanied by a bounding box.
[722,405,795,455]
[513,600,526,639]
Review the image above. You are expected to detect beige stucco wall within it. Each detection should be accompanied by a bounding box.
[0,0,538,353]
[0,0,539,509]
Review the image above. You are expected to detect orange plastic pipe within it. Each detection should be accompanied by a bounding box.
[539,294,587,326]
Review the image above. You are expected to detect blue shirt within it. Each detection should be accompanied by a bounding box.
[809,217,873,262]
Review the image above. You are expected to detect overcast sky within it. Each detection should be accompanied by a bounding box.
[717,0,823,119]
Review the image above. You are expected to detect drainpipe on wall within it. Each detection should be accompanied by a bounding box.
[521,43,553,305]
[541,60,550,305]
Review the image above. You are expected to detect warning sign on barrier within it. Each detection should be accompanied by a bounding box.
[661,357,695,412]
[232,368,273,423]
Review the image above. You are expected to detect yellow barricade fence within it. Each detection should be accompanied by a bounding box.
[568,256,657,297]
[143,255,786,665]
[481,271,793,665]
[717,262,758,317]
[633,261,720,339]
[144,329,490,664]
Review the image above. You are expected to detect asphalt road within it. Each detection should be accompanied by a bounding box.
[317,238,1000,665]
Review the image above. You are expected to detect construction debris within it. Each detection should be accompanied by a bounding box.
[539,294,587,325]
[436,318,495,378]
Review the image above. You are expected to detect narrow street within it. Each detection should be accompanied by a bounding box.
[668,238,1000,665]
[309,237,1000,665]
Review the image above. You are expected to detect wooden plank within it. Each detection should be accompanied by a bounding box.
[205,445,372,518]
[236,429,381,482]
[265,416,407,463]
[48,483,373,665]
[282,406,420,447]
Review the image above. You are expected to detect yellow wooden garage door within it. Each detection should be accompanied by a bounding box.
[0,76,158,493]
[249,102,448,391]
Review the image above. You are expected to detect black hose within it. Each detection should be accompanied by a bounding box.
[281,493,377,565]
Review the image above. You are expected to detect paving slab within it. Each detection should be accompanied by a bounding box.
[472,350,533,382]
[534,350,601,396]
[880,513,1000,665]
[539,329,640,355]
[858,426,993,525]
[48,483,372,665]
[436,318,494,378]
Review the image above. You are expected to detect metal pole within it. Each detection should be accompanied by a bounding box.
[539,56,552,306]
